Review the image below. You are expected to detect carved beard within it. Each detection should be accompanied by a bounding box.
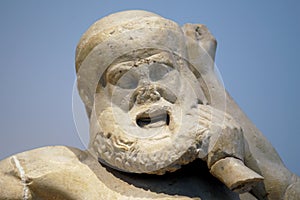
[89,68,211,174]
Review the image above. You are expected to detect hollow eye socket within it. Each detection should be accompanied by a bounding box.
[107,69,127,85]
[116,70,138,89]
[106,61,138,89]
[149,63,173,81]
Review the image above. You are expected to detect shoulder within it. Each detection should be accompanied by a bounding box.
[0,146,107,199]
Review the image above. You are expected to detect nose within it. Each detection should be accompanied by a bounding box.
[136,85,161,104]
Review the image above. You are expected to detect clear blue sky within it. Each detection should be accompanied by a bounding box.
[0,1,299,175]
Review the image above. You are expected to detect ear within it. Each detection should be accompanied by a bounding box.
[182,24,217,75]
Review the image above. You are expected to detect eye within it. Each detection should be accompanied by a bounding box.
[107,69,127,85]
[116,70,138,89]
[106,61,134,86]
[149,63,173,81]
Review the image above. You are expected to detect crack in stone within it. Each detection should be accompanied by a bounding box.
[12,156,29,200]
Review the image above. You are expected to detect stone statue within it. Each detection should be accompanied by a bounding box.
[0,10,299,200]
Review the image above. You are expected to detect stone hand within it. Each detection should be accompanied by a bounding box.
[196,105,264,193]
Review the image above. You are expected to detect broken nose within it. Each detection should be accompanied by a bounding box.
[136,87,161,104]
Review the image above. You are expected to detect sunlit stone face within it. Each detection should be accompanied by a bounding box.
[101,51,181,132]
[90,50,207,173]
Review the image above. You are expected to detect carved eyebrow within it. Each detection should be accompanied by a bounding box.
[107,52,175,75]
[146,52,175,68]
[106,61,134,76]
[105,61,135,86]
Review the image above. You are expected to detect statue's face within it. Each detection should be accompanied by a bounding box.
[98,51,182,134]
[89,49,210,173]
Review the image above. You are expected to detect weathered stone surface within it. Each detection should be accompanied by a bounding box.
[210,157,263,193]
[0,146,241,199]
[0,10,299,200]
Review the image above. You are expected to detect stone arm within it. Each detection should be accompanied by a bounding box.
[0,146,108,199]
[196,105,264,193]
[226,93,300,200]
[183,23,300,199]
[0,146,194,200]
[195,103,300,199]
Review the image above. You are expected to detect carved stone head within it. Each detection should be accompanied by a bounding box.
[75,10,223,174]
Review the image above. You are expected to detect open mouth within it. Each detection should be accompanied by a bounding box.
[136,109,170,128]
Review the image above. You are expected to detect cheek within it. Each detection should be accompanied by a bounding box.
[177,67,206,99]
[108,84,135,111]
[157,70,181,95]
[93,91,110,116]
[94,84,125,113]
